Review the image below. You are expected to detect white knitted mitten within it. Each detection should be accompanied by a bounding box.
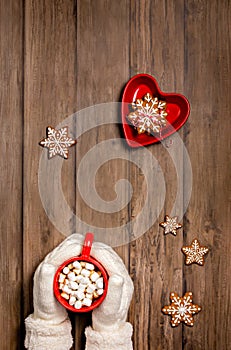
[85,241,134,350]
[25,234,85,350]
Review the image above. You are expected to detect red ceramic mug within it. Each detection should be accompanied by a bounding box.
[54,233,108,312]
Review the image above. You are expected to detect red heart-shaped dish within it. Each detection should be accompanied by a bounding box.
[121,74,190,147]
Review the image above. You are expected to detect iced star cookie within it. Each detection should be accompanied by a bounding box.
[159,215,182,236]
[182,238,209,266]
[162,292,201,327]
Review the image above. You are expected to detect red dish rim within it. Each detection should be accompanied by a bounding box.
[121,73,190,147]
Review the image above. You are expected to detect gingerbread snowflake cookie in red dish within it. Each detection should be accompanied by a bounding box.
[162,292,201,327]
[126,92,168,135]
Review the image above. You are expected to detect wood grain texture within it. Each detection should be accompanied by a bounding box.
[0,0,23,348]
[0,0,230,349]
[183,1,231,349]
[23,0,77,328]
[129,1,185,349]
[74,1,130,348]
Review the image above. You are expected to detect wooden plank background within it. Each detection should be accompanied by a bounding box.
[0,0,230,349]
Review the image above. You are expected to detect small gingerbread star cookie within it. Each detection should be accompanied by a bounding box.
[159,215,182,236]
[162,292,201,327]
[182,238,209,266]
[40,126,76,159]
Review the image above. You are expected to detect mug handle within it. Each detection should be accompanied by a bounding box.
[81,232,94,258]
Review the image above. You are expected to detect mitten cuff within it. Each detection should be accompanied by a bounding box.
[85,322,133,350]
[24,314,73,350]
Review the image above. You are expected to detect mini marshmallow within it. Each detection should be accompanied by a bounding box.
[82,298,92,307]
[63,267,70,274]
[81,269,91,277]
[69,296,77,306]
[96,288,104,296]
[86,293,93,300]
[67,263,73,269]
[74,300,82,309]
[78,283,86,292]
[90,272,100,282]
[75,275,84,283]
[73,268,82,275]
[80,277,90,285]
[59,283,64,290]
[67,272,76,281]
[69,281,78,290]
[80,262,86,267]
[93,291,99,298]
[76,291,85,300]
[58,273,66,283]
[85,263,95,270]
[96,277,104,289]
[73,261,81,269]
[86,283,96,293]
[63,285,72,294]
[61,292,69,300]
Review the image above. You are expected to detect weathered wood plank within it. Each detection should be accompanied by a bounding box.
[129,1,185,349]
[0,0,23,348]
[23,1,77,346]
[183,1,231,349]
[75,0,130,348]
[1,0,229,348]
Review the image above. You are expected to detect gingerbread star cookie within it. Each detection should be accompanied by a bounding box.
[126,92,168,135]
[182,238,209,266]
[159,215,182,236]
[40,126,76,159]
[162,292,201,327]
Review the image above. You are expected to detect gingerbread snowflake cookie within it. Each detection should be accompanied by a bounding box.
[182,238,209,266]
[40,126,76,159]
[159,215,182,236]
[126,92,168,135]
[162,292,201,327]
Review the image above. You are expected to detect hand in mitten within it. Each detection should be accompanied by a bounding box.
[85,241,134,350]
[25,234,134,350]
[25,234,85,350]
